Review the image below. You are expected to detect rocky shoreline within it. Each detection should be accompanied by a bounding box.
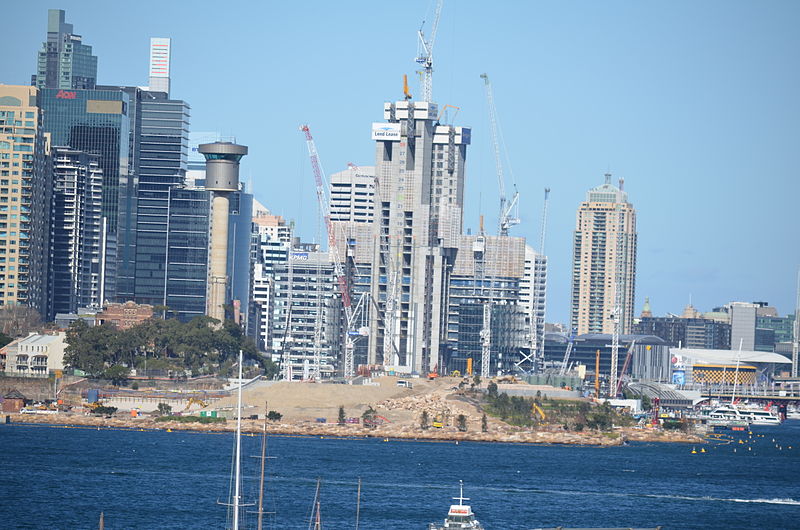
[8,413,704,446]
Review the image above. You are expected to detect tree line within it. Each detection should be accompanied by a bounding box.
[64,316,278,381]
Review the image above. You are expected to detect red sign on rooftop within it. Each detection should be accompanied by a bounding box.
[55,90,77,100]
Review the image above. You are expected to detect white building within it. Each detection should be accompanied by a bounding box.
[4,333,67,376]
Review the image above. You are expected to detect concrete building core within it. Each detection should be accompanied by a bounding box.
[199,141,247,323]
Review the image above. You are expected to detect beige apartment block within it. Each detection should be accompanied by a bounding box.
[570,174,637,335]
[0,85,50,315]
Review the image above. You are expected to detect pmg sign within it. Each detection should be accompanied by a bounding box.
[55,90,77,99]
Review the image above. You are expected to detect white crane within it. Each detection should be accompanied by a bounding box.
[481,73,519,236]
[300,125,366,378]
[415,0,443,103]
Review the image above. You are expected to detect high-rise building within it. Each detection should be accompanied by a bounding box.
[520,244,547,365]
[50,147,106,317]
[445,234,529,375]
[250,210,293,352]
[329,165,375,223]
[98,86,190,304]
[39,88,130,233]
[270,248,341,380]
[570,173,637,335]
[163,187,210,321]
[39,87,130,301]
[368,100,471,374]
[730,302,757,350]
[0,86,52,316]
[32,10,97,90]
[148,38,171,95]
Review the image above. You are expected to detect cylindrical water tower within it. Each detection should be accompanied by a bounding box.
[198,141,248,323]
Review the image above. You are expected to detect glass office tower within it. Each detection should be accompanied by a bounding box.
[39,88,130,234]
[98,86,190,304]
[164,187,210,321]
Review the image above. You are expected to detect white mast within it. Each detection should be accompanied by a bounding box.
[731,338,743,405]
[793,268,800,378]
[233,349,243,529]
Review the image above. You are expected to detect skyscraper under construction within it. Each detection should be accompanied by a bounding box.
[367,101,471,374]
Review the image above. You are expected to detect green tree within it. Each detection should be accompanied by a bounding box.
[104,365,130,386]
[420,410,430,430]
[481,413,488,432]
[456,414,468,432]
[487,381,498,399]
[338,405,346,425]
[362,406,377,427]
[267,410,283,422]
[157,402,172,416]
[473,374,481,388]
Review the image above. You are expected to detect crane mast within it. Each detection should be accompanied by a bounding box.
[609,181,625,396]
[793,268,800,377]
[300,125,364,378]
[530,188,549,366]
[415,0,443,103]
[481,73,519,236]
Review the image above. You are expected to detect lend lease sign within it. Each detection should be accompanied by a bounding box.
[371,123,401,141]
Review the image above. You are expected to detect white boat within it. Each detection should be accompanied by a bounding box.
[737,406,782,426]
[707,405,781,426]
[428,481,484,530]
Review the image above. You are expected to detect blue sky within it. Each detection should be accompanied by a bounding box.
[4,1,799,323]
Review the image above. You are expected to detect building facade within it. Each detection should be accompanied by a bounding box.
[0,85,52,317]
[570,174,637,335]
[50,147,106,317]
[96,301,153,329]
[329,165,376,223]
[163,187,211,321]
[270,249,342,380]
[368,101,471,374]
[633,316,731,350]
[730,302,757,351]
[32,9,97,90]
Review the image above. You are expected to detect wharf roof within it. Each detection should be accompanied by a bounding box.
[671,348,790,365]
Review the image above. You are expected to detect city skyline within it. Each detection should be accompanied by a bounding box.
[4,1,799,323]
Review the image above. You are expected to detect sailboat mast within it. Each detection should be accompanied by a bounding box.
[257,401,268,530]
[731,339,742,406]
[233,349,244,530]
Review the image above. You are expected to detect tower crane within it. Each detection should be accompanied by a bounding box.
[415,0,443,103]
[299,125,366,378]
[481,73,519,236]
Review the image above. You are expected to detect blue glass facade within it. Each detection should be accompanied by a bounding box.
[39,88,130,234]
[165,188,210,321]
[99,87,190,304]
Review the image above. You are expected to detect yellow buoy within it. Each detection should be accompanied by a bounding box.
[738,439,744,444]
[167,428,172,432]
[700,448,706,453]
[691,448,697,454]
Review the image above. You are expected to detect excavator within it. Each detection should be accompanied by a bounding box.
[183,397,208,412]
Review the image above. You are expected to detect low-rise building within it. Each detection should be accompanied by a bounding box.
[4,332,66,376]
[96,301,153,329]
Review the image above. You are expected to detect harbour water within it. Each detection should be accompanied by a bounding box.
[1,421,799,529]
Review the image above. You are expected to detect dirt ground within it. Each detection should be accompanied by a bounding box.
[211,375,457,423]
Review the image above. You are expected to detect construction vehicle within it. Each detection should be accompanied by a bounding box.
[183,397,208,412]
[532,403,546,421]
[450,370,461,378]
